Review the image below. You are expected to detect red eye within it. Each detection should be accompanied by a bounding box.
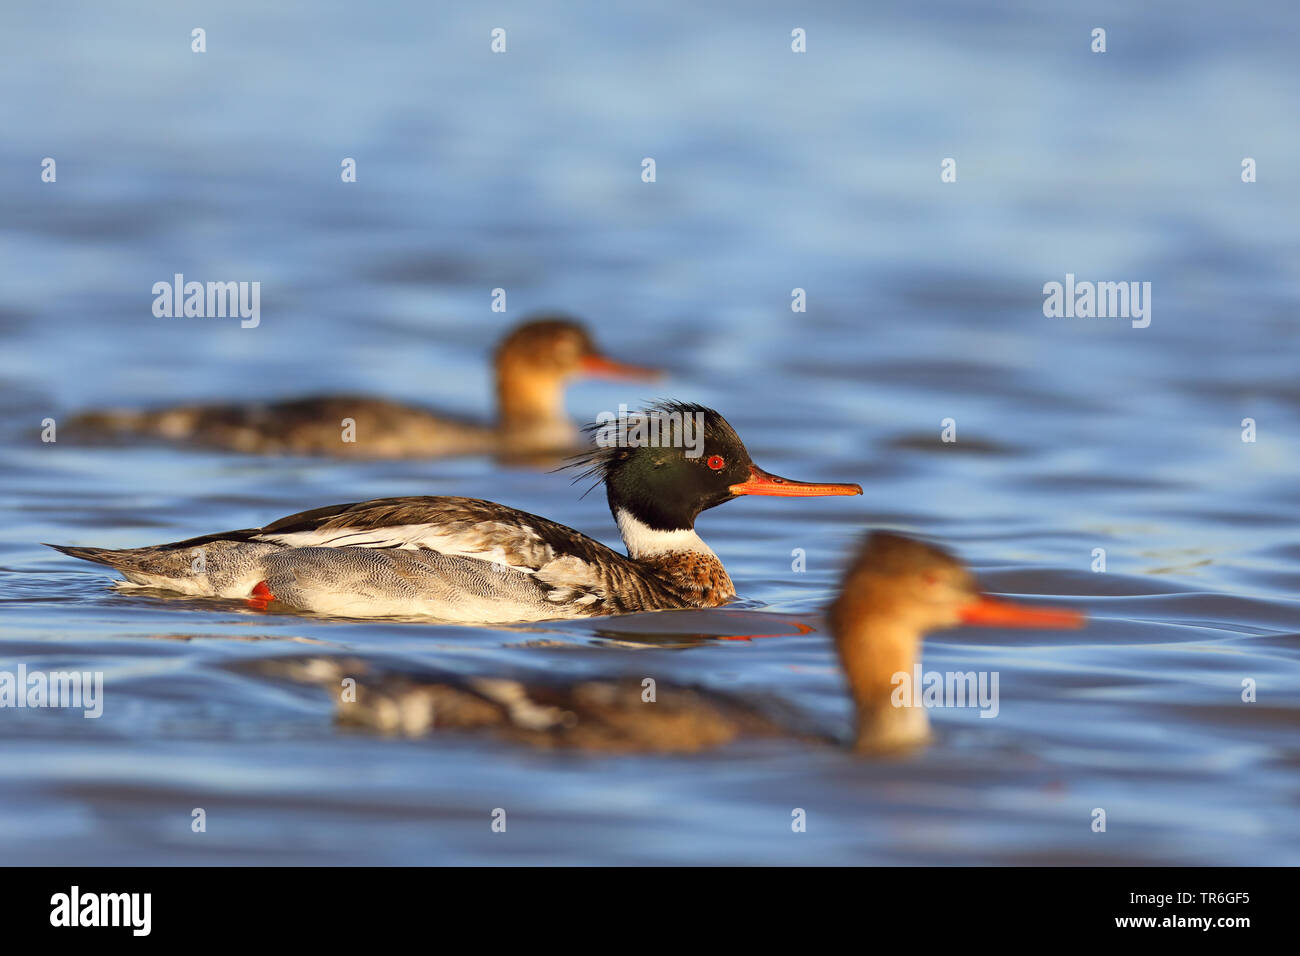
[706,455,725,470]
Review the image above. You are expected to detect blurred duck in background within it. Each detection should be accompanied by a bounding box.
[69,315,659,460]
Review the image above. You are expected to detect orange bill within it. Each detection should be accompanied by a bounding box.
[729,464,863,498]
[579,353,662,380]
[958,595,1084,629]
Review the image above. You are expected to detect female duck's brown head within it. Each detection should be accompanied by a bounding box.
[828,533,1083,754]
[493,316,659,436]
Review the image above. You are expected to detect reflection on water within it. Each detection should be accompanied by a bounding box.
[1,0,1299,864]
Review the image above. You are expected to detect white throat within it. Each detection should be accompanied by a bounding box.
[614,508,717,560]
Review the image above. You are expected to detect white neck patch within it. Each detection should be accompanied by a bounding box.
[615,508,717,560]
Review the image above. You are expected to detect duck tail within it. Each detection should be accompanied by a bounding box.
[43,542,128,568]
[67,409,154,433]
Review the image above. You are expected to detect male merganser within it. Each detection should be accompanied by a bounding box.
[249,533,1083,753]
[69,316,658,459]
[47,403,862,622]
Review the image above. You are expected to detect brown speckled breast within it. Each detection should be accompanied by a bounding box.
[637,551,736,608]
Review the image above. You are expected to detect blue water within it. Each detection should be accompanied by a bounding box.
[1,0,1298,864]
